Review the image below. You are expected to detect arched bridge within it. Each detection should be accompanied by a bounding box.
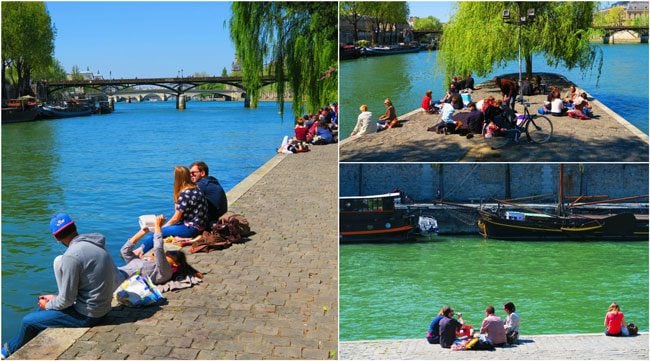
[593,25,649,44]
[109,89,245,103]
[40,75,277,109]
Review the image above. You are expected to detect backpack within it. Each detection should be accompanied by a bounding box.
[627,323,639,336]
[189,213,251,253]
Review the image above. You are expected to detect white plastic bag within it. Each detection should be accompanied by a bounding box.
[114,273,165,307]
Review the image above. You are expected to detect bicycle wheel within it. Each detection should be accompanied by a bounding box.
[484,131,510,149]
[526,115,553,143]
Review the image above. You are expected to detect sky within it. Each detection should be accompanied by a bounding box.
[407,1,455,22]
[46,1,236,79]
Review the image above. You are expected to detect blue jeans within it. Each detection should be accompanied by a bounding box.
[138,223,200,253]
[6,307,103,354]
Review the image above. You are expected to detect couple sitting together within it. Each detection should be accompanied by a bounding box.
[427,302,520,349]
[2,161,228,358]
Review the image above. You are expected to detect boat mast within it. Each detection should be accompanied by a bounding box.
[557,164,565,216]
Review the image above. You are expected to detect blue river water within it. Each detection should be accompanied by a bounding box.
[1,100,295,341]
[340,43,649,139]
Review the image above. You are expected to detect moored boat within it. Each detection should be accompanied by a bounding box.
[340,192,418,242]
[476,165,649,241]
[39,103,93,119]
[340,44,361,60]
[2,97,40,124]
[360,45,420,56]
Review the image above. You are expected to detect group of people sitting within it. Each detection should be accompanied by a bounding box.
[427,302,520,350]
[279,103,338,153]
[541,85,593,119]
[422,73,476,115]
[350,98,402,138]
[2,161,229,358]
[426,91,515,139]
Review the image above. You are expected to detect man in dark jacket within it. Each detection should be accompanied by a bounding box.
[439,306,465,348]
[2,213,116,357]
[190,161,228,226]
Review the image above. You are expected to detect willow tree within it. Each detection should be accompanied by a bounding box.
[2,1,56,99]
[230,2,337,116]
[440,2,602,88]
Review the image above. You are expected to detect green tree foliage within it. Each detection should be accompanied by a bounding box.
[2,1,56,98]
[230,2,337,116]
[413,16,443,32]
[221,67,228,77]
[440,2,602,88]
[356,2,409,45]
[632,13,649,27]
[340,2,364,43]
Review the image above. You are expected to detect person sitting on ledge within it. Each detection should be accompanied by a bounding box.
[426,307,445,344]
[421,90,435,113]
[480,305,507,347]
[604,302,629,337]
[378,98,399,129]
[503,302,521,344]
[351,104,377,137]
[2,213,116,359]
[439,306,465,348]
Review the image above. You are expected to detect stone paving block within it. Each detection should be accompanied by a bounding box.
[215,340,246,353]
[98,352,127,360]
[301,347,331,360]
[272,345,302,359]
[116,342,147,355]
[196,349,236,360]
[143,345,173,358]
[167,347,200,359]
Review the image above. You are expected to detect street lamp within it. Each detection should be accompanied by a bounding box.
[503,2,535,102]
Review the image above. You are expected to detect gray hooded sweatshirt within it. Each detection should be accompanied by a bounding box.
[45,233,116,318]
[118,232,173,285]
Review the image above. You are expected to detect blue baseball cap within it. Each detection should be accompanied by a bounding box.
[50,213,75,236]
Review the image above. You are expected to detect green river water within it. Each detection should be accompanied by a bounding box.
[339,236,648,340]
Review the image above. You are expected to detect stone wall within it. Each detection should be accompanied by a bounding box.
[340,164,649,202]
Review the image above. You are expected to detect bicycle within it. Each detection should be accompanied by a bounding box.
[483,97,553,149]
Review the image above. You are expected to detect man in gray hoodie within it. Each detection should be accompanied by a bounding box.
[2,213,116,357]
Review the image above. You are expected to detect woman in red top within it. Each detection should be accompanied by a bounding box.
[421,90,433,113]
[294,117,308,142]
[604,303,628,336]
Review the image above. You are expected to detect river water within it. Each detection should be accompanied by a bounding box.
[340,43,649,139]
[340,237,649,341]
[1,100,295,341]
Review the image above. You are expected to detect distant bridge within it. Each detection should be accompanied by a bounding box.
[593,25,649,43]
[40,75,278,109]
[109,89,245,103]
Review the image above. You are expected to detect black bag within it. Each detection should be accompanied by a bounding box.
[627,323,639,336]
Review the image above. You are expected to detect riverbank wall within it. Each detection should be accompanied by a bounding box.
[340,163,649,203]
[9,144,338,360]
[340,333,649,360]
[339,73,649,162]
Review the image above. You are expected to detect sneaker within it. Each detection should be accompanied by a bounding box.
[466,133,474,139]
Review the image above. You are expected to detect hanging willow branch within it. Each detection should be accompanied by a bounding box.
[230,2,337,116]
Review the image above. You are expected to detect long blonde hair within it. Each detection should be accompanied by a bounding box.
[173,166,196,202]
[608,302,620,314]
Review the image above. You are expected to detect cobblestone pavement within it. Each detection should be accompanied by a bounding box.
[340,73,649,163]
[340,333,649,360]
[15,144,338,360]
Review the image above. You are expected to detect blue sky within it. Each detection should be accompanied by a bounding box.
[46,1,236,79]
[407,1,455,22]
